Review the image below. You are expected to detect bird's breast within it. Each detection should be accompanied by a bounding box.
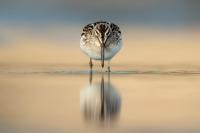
[80,39,122,60]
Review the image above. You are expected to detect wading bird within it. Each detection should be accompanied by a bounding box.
[80,21,122,71]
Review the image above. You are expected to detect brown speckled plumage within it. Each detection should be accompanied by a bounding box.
[80,21,122,70]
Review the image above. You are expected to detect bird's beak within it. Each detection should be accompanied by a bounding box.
[101,43,105,68]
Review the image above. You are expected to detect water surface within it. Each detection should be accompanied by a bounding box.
[0,65,200,133]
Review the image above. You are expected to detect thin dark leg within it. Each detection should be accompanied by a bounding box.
[100,74,105,120]
[108,70,110,85]
[89,58,93,70]
[89,69,93,85]
[107,61,111,72]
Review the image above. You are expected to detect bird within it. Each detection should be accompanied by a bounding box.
[80,21,122,72]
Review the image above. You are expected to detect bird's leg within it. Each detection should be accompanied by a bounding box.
[107,60,111,72]
[100,73,105,120]
[89,69,93,85]
[89,58,93,70]
[108,68,110,86]
[89,58,93,84]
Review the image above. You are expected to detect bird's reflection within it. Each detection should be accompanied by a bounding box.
[80,71,121,124]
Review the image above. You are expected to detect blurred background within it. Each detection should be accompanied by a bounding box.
[0,0,200,66]
[1,1,200,133]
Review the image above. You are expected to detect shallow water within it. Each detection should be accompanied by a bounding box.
[0,65,200,133]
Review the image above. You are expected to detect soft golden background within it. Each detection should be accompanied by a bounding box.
[0,0,199,67]
[0,24,200,68]
[0,0,200,133]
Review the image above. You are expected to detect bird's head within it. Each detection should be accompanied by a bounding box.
[94,22,111,45]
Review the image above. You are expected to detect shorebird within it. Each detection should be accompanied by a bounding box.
[80,21,122,71]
